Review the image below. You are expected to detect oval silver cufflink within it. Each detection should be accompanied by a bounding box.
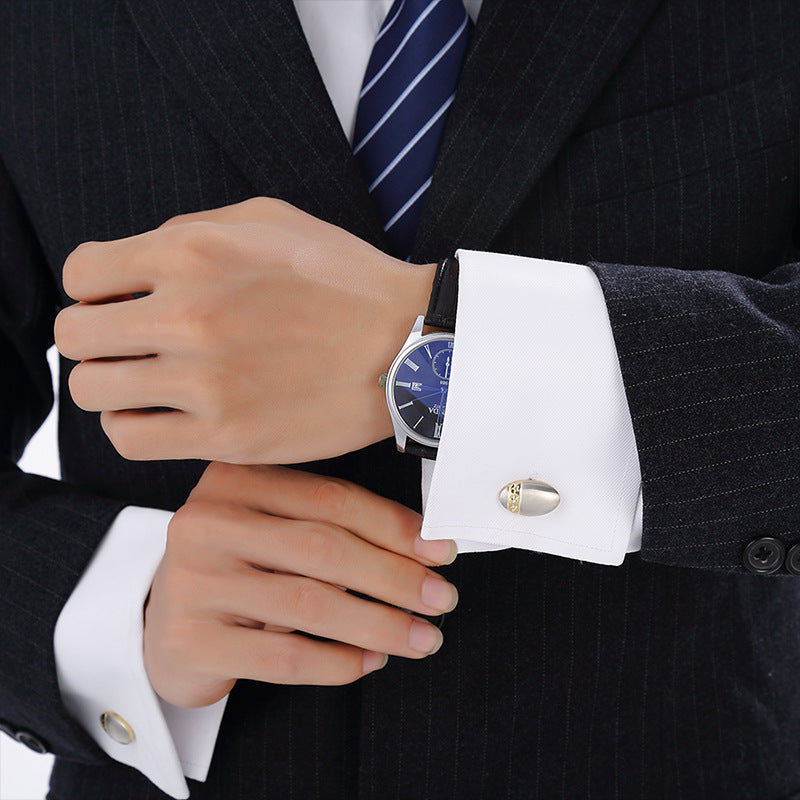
[499,480,560,516]
[101,711,135,745]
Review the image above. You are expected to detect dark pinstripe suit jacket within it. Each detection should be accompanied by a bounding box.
[2,1,800,798]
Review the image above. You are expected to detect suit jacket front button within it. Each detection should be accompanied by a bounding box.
[743,537,785,574]
[15,729,48,754]
[785,543,800,575]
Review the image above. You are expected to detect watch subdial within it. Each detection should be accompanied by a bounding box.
[431,348,452,380]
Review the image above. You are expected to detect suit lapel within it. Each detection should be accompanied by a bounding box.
[126,0,662,260]
[123,0,387,247]
[413,0,663,262]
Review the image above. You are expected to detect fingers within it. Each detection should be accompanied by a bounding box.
[62,235,158,302]
[208,508,458,617]
[68,356,185,412]
[212,627,386,687]
[99,408,200,461]
[217,571,444,660]
[55,296,159,361]
[63,198,298,302]
[194,464,457,566]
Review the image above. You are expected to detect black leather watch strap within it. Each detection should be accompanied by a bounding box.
[404,441,438,460]
[424,255,458,331]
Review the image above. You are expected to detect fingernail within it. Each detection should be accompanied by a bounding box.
[363,651,389,673]
[413,535,458,565]
[421,575,458,613]
[409,619,444,655]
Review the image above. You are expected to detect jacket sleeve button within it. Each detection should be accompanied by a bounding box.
[743,537,785,574]
[786,543,800,575]
[15,729,48,754]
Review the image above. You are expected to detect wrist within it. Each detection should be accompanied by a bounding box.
[395,259,439,328]
[379,257,438,359]
[368,259,437,442]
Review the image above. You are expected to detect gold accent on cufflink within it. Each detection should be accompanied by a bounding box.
[499,480,560,516]
[101,711,135,745]
[507,482,522,514]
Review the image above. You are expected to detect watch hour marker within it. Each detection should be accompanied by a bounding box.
[404,358,419,372]
[434,422,442,438]
[424,345,432,358]
[396,381,412,388]
[413,416,424,429]
[399,401,414,409]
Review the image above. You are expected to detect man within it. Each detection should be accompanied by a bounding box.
[2,1,800,798]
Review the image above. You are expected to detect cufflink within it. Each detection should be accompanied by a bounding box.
[101,711,135,745]
[499,480,560,516]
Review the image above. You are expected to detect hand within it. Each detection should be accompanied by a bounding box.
[144,462,458,708]
[55,198,436,464]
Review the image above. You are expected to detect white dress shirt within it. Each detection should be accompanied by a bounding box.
[53,2,642,796]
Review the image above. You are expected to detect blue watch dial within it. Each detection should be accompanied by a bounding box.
[392,337,453,443]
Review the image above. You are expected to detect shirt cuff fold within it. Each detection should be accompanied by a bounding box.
[421,250,641,566]
[54,506,227,798]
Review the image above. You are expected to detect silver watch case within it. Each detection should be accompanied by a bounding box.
[384,315,455,452]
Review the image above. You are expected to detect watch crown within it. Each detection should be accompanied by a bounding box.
[378,373,388,388]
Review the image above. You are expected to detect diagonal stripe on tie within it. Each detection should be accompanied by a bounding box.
[353,0,472,260]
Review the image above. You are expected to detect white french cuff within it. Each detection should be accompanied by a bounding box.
[420,250,642,566]
[54,506,228,799]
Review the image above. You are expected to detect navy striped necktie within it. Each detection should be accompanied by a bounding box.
[353,0,473,260]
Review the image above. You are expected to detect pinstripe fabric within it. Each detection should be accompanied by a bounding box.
[1,1,800,799]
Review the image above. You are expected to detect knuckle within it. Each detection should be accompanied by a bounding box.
[364,608,409,654]
[288,580,328,627]
[193,461,238,496]
[267,637,303,682]
[163,220,228,263]
[311,478,353,522]
[62,241,97,297]
[166,504,199,548]
[168,500,217,550]
[100,412,142,460]
[66,363,93,410]
[166,298,219,350]
[159,615,203,663]
[387,503,417,538]
[53,306,80,358]
[158,212,191,229]
[380,559,422,604]
[249,196,280,213]
[299,523,346,571]
[327,657,364,686]
[53,306,75,358]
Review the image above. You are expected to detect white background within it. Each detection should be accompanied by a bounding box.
[2,349,59,799]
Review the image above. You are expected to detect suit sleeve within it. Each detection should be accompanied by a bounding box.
[590,253,800,571]
[0,156,127,763]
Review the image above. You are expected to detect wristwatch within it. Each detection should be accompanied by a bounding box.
[380,255,459,459]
